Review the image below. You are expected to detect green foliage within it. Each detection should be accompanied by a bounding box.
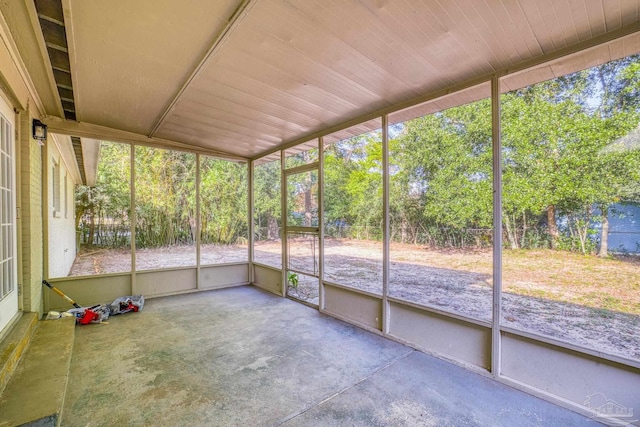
[134,146,197,248]
[76,143,249,250]
[320,54,640,254]
[287,271,299,289]
[200,157,248,245]
[324,132,383,230]
[254,159,281,240]
[77,54,640,258]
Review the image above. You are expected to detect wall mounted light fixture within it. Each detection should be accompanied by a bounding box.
[32,119,47,144]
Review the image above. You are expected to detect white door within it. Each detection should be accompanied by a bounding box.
[0,95,18,334]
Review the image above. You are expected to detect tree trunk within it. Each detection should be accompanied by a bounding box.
[598,205,609,257]
[520,211,527,249]
[87,213,95,248]
[303,151,313,227]
[304,185,312,227]
[504,215,519,249]
[268,216,279,240]
[547,205,559,249]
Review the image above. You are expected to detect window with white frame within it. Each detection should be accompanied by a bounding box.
[52,159,60,216]
[64,172,68,218]
[0,114,14,299]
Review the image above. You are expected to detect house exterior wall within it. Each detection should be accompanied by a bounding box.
[0,16,46,322]
[19,108,43,316]
[607,202,640,253]
[46,141,76,278]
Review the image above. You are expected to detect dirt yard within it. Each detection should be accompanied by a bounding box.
[68,239,640,361]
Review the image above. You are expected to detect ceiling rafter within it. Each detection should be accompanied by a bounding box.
[44,117,248,162]
[148,0,258,138]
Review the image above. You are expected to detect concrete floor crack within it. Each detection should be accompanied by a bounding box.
[273,348,416,426]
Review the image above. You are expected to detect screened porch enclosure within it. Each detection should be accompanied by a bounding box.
[24,2,639,424]
[43,35,640,425]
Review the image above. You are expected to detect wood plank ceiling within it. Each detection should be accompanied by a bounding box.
[22,0,640,159]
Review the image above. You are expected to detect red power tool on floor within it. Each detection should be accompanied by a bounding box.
[42,280,105,325]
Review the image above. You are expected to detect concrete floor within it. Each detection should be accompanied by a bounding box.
[61,286,599,426]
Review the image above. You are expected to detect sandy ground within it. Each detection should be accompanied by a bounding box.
[68,239,640,361]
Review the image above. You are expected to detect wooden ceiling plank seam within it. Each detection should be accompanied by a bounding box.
[533,0,566,51]
[355,1,458,89]
[499,1,544,59]
[415,0,483,68]
[605,0,622,29]
[268,0,421,93]
[566,0,591,42]
[161,119,277,146]
[253,4,421,100]
[158,126,270,156]
[478,0,526,64]
[176,98,295,135]
[465,0,518,67]
[439,0,501,69]
[69,0,242,135]
[498,1,542,60]
[230,29,383,112]
[340,7,437,90]
[340,3,447,89]
[379,0,446,66]
[517,0,557,53]
[214,50,360,116]
[586,0,608,37]
[32,0,640,160]
[408,3,479,86]
[253,75,493,161]
[541,1,569,47]
[249,27,396,107]
[176,97,302,136]
[148,0,258,138]
[200,55,350,121]
[158,128,247,149]
[543,1,575,49]
[253,24,640,161]
[430,0,498,72]
[194,70,328,128]
[513,0,545,57]
[163,112,283,144]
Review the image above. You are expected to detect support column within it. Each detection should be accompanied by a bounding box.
[491,75,503,377]
[318,137,325,310]
[248,159,255,284]
[195,154,201,289]
[130,143,137,294]
[382,115,390,334]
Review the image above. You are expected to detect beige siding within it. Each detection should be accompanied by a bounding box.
[46,140,76,278]
[19,109,43,316]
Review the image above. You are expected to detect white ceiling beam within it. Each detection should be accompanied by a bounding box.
[148,0,257,138]
[44,116,248,162]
